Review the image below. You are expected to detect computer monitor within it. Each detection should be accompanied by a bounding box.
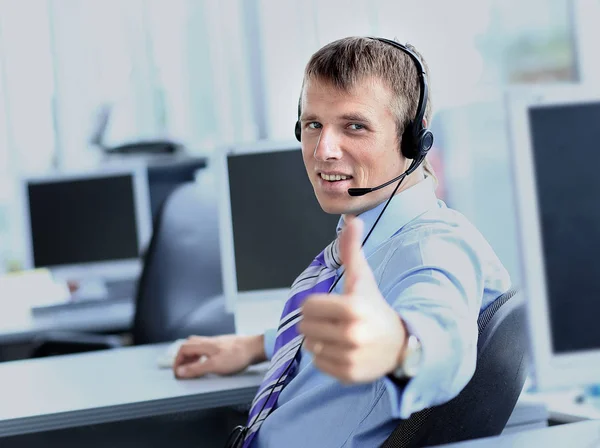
[22,167,152,282]
[507,86,600,391]
[217,142,341,324]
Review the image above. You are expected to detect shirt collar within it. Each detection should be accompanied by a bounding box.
[336,176,439,260]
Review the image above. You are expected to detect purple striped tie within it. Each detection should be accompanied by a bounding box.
[242,238,341,447]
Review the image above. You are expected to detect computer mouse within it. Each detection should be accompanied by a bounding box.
[156,339,187,369]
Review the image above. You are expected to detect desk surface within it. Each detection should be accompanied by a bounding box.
[0,298,134,345]
[440,420,600,447]
[521,389,600,423]
[0,343,266,437]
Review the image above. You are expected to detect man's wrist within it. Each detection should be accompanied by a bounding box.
[389,316,423,380]
[247,334,268,364]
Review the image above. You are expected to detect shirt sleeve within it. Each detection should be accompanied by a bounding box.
[378,232,486,419]
[263,328,278,360]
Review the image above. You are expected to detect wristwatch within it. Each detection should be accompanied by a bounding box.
[392,333,423,379]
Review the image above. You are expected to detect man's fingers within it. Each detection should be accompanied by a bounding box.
[173,340,216,374]
[299,320,355,348]
[305,336,353,363]
[173,350,193,371]
[173,352,198,368]
[301,294,358,322]
[178,339,218,357]
[175,356,211,378]
[312,352,353,383]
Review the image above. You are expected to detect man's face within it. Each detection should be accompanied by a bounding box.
[300,76,408,215]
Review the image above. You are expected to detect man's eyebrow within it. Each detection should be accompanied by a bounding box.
[301,113,374,123]
[300,113,318,122]
[340,113,372,123]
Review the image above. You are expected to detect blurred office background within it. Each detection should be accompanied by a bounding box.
[1,2,599,445]
[0,0,596,283]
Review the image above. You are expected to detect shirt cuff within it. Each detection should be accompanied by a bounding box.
[383,309,469,419]
[263,328,277,360]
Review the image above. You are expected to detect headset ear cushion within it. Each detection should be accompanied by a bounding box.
[295,121,302,142]
[400,126,417,159]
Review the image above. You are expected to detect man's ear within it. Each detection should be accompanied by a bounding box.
[422,118,428,128]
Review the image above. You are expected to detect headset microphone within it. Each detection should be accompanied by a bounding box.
[348,173,405,197]
[347,155,425,197]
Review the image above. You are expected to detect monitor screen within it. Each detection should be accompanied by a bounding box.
[27,174,140,267]
[227,149,340,292]
[529,101,600,355]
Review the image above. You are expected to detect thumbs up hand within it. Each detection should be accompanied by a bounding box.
[299,216,408,384]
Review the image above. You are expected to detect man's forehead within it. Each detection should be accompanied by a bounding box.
[301,76,394,118]
[303,75,389,95]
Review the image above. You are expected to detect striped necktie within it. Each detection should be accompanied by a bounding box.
[242,238,341,447]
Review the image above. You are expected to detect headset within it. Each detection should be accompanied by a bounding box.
[225,37,434,448]
[294,37,434,196]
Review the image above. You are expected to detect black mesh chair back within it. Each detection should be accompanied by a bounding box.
[382,288,527,447]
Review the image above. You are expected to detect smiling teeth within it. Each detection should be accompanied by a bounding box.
[321,173,349,181]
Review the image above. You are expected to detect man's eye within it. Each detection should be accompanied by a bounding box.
[307,122,322,129]
[348,123,365,130]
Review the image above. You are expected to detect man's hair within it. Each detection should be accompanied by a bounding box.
[302,36,436,182]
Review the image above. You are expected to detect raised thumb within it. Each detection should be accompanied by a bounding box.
[340,216,369,295]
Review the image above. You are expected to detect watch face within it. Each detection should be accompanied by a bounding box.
[401,335,422,378]
[403,354,420,377]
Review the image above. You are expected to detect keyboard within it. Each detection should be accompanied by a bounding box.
[105,278,138,300]
[30,278,138,316]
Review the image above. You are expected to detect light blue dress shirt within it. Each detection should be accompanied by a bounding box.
[253,177,511,447]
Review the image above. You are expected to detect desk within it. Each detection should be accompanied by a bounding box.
[0,298,134,346]
[439,420,600,447]
[0,341,544,440]
[521,389,600,423]
[0,343,266,438]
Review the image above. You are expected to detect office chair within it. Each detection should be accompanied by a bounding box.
[381,288,528,447]
[146,157,207,222]
[131,175,234,344]
[31,174,234,356]
[89,103,183,157]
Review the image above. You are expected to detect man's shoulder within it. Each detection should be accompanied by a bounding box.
[384,202,505,273]
[369,202,511,305]
[395,202,483,245]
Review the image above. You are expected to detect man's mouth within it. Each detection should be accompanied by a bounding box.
[319,173,353,182]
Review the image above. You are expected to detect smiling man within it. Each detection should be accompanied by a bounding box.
[174,37,511,447]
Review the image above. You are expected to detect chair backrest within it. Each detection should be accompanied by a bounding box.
[132,172,235,345]
[382,288,528,447]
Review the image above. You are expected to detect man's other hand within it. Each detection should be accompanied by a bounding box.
[173,334,266,379]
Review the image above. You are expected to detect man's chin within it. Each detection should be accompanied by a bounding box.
[317,199,357,215]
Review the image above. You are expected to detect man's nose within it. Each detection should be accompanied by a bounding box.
[313,127,343,161]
